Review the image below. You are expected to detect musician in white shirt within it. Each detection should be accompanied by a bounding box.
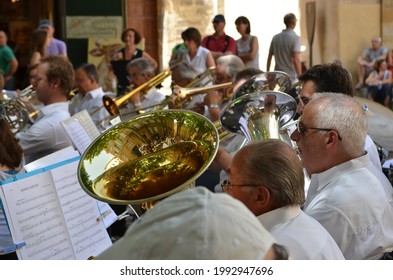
[69,63,110,126]
[121,58,166,118]
[223,139,345,260]
[16,56,73,164]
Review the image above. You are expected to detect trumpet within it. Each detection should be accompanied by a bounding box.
[103,69,172,116]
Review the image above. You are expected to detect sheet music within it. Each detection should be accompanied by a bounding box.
[97,201,118,229]
[62,120,92,154]
[0,158,113,260]
[51,161,112,259]
[61,110,100,154]
[1,172,75,260]
[23,146,79,173]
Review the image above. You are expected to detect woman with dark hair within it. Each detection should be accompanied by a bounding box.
[180,27,215,75]
[235,16,259,69]
[0,104,24,260]
[111,28,158,96]
[174,27,215,113]
[29,29,48,67]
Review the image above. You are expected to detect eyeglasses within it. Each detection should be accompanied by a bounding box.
[127,72,141,81]
[296,121,342,141]
[298,96,310,107]
[220,179,259,192]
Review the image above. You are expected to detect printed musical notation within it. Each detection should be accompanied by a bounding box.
[0,158,113,260]
[61,110,101,154]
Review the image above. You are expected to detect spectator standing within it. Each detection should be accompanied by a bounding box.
[0,30,18,90]
[235,16,259,69]
[29,29,48,67]
[202,14,236,61]
[111,28,158,97]
[38,19,67,57]
[266,13,301,83]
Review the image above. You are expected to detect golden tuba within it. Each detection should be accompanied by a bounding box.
[102,69,172,116]
[77,109,219,214]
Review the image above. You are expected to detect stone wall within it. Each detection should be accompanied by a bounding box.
[158,0,224,69]
[299,0,382,84]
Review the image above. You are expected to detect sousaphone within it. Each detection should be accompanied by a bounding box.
[78,110,219,214]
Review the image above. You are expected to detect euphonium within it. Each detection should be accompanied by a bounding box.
[77,109,219,214]
[219,90,297,144]
[103,69,172,116]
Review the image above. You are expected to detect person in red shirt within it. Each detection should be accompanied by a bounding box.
[201,14,236,61]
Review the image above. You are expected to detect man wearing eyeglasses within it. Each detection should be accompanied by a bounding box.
[290,93,393,260]
[69,63,110,127]
[222,139,344,260]
[296,63,382,170]
[122,57,166,118]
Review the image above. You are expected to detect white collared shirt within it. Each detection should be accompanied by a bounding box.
[304,154,393,259]
[120,88,167,120]
[69,87,110,125]
[257,205,344,260]
[16,102,73,164]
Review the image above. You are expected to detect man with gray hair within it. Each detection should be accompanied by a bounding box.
[203,54,245,122]
[122,57,166,118]
[290,93,393,259]
[356,36,388,89]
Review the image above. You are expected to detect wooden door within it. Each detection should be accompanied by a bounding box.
[125,0,159,67]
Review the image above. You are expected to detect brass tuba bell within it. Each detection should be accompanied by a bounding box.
[78,109,219,212]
